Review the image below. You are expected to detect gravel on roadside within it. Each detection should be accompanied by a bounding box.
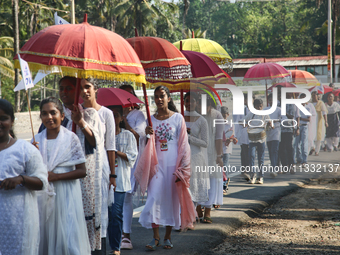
[213,173,340,255]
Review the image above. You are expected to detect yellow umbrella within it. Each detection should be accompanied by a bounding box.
[173,38,233,72]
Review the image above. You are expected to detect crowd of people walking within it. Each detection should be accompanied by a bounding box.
[0,78,340,255]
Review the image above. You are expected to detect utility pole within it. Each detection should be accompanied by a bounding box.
[12,0,20,111]
[328,0,333,83]
[70,0,75,24]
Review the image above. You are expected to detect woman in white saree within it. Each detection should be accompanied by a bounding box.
[34,97,91,255]
[57,76,104,252]
[184,92,210,219]
[0,99,48,255]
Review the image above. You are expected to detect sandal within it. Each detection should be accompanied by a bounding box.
[146,238,160,251]
[121,237,133,250]
[163,239,173,249]
[213,204,221,209]
[202,216,213,224]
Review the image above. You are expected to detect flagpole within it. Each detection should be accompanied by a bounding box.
[26,89,35,143]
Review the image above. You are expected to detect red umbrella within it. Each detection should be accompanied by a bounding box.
[14,14,145,131]
[126,35,192,122]
[308,85,333,94]
[79,88,144,108]
[181,50,228,86]
[243,62,291,105]
[126,36,192,87]
[333,88,340,96]
[289,70,319,87]
[178,50,229,113]
[268,82,297,91]
[15,16,145,82]
[221,70,236,86]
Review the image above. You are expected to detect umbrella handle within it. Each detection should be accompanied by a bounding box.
[142,83,152,127]
[72,78,81,133]
[180,89,184,116]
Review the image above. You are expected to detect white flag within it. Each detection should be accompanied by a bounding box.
[14,54,34,92]
[54,12,70,25]
[33,70,50,85]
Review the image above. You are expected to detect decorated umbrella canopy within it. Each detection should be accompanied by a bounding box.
[126,36,192,88]
[289,70,320,87]
[176,50,231,114]
[173,38,233,72]
[14,14,146,130]
[243,62,291,105]
[126,35,193,121]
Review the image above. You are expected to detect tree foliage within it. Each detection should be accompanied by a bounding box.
[180,0,330,58]
[0,0,335,108]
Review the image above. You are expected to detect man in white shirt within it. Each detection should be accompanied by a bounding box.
[233,94,251,181]
[245,99,270,184]
[264,94,284,177]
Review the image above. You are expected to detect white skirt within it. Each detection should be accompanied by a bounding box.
[200,178,223,206]
[139,164,181,229]
[38,174,91,255]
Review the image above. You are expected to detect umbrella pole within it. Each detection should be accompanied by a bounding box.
[142,83,152,127]
[26,90,35,143]
[265,80,268,107]
[72,78,81,133]
[180,89,184,116]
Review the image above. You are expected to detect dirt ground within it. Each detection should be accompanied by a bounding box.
[213,173,340,255]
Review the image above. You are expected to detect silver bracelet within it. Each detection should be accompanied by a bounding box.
[81,124,88,131]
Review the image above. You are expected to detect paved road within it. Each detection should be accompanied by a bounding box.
[17,132,339,254]
[106,148,339,255]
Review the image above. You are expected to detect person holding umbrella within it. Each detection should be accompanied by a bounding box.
[58,76,105,253]
[139,86,193,250]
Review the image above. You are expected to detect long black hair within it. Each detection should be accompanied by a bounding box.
[154,85,178,112]
[0,99,16,138]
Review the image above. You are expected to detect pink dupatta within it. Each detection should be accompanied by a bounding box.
[174,117,196,230]
[134,116,196,230]
[134,134,158,195]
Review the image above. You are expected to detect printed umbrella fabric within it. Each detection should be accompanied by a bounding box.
[126,36,192,88]
[14,15,146,83]
[173,38,233,72]
[289,70,320,87]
